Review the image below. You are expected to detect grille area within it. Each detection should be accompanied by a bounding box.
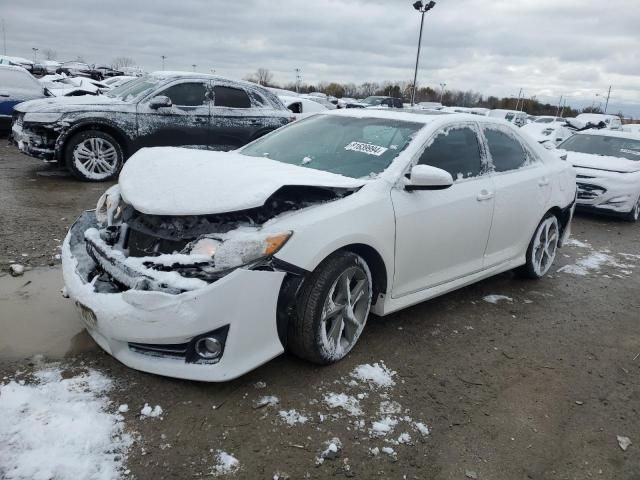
[127,228,189,257]
[129,341,188,359]
[577,182,606,201]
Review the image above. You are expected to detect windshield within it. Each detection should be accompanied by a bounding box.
[240,115,423,178]
[535,117,554,123]
[106,76,161,102]
[559,134,640,161]
[0,68,41,92]
[360,96,385,106]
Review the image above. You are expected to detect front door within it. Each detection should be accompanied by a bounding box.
[136,80,211,148]
[391,124,495,298]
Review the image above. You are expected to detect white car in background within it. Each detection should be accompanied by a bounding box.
[575,113,622,130]
[558,130,640,221]
[62,110,576,381]
[534,116,563,124]
[488,109,528,127]
[279,94,328,121]
[102,75,137,89]
[521,119,573,146]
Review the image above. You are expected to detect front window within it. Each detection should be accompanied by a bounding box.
[240,115,423,179]
[158,82,207,106]
[106,76,162,102]
[559,134,640,161]
[418,126,483,179]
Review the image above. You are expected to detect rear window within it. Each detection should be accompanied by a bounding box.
[0,68,41,92]
[214,86,251,108]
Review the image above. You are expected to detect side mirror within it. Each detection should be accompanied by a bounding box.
[149,95,172,109]
[405,164,454,191]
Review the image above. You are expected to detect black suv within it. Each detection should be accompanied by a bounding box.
[12,72,292,181]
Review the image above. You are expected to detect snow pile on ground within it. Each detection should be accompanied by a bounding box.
[253,395,279,409]
[413,421,431,436]
[0,367,132,480]
[316,438,342,464]
[140,403,163,418]
[483,295,513,304]
[351,362,396,388]
[323,393,363,416]
[279,409,308,426]
[211,450,239,476]
[558,251,632,276]
[371,416,399,436]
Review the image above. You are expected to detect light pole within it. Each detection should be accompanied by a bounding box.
[161,55,166,70]
[514,88,523,111]
[192,64,197,72]
[604,85,612,113]
[555,95,563,117]
[32,47,38,63]
[410,1,437,107]
[439,82,446,104]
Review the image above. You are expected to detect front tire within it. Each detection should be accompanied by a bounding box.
[65,130,124,182]
[288,252,372,365]
[625,196,640,222]
[517,214,560,279]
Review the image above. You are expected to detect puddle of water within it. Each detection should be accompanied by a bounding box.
[0,268,97,360]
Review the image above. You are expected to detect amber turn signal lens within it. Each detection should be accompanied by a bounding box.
[265,232,292,256]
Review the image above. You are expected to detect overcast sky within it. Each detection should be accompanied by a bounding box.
[3,0,639,116]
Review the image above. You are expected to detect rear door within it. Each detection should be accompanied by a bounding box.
[210,83,258,150]
[481,125,550,268]
[391,123,496,297]
[136,79,211,148]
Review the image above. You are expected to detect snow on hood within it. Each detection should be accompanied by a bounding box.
[119,147,366,216]
[14,95,125,113]
[567,151,640,173]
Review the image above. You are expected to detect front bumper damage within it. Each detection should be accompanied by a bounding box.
[574,167,640,216]
[62,211,301,381]
[11,115,59,160]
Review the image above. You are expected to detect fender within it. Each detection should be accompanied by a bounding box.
[55,118,134,161]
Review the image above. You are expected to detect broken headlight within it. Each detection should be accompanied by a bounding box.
[96,185,124,226]
[185,231,292,269]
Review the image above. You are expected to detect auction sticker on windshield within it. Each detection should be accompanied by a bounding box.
[344,142,388,156]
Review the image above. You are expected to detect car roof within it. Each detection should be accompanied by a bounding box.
[0,64,31,74]
[148,71,263,89]
[575,129,640,140]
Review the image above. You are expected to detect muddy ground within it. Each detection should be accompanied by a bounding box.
[1,141,639,479]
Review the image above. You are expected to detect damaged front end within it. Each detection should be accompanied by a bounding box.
[69,184,355,296]
[11,112,64,160]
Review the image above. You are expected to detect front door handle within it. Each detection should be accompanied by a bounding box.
[194,117,207,124]
[538,177,550,187]
[477,190,494,201]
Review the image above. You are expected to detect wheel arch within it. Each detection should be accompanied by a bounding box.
[56,121,131,161]
[328,243,388,305]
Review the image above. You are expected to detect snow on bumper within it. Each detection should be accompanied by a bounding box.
[11,121,57,159]
[575,166,640,213]
[61,223,287,382]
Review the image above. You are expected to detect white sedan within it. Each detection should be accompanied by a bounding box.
[558,130,640,221]
[278,94,328,121]
[62,110,576,381]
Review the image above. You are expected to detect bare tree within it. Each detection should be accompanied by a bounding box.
[112,56,135,70]
[246,68,274,86]
[42,48,57,60]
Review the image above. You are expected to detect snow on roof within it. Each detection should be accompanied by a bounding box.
[0,55,34,65]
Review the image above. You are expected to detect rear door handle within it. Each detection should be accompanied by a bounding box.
[538,177,550,187]
[477,190,494,201]
[194,117,207,124]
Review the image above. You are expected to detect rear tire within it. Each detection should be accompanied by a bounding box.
[517,213,560,279]
[65,130,124,182]
[288,252,372,365]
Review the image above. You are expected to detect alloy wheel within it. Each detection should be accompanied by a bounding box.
[73,137,119,180]
[320,266,371,357]
[532,216,559,277]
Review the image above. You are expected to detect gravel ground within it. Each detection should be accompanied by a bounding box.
[1,140,639,479]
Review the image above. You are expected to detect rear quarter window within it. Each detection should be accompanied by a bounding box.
[214,86,251,108]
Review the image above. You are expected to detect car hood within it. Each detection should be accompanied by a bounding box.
[119,147,367,216]
[567,151,640,173]
[14,95,127,113]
